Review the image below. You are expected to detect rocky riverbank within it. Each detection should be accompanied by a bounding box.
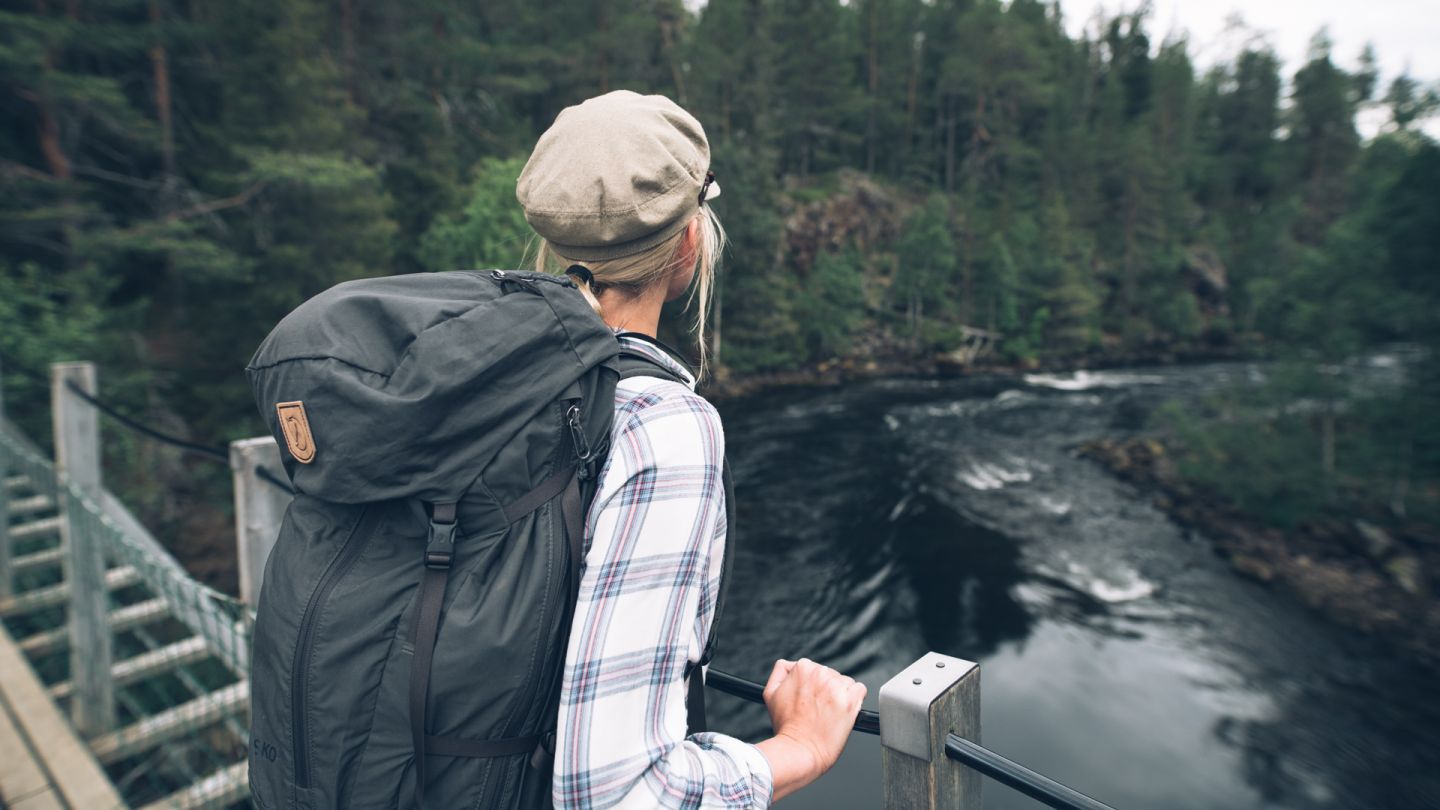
[1078,437,1440,667]
[703,340,1249,401]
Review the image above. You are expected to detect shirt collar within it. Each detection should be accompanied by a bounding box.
[615,331,697,389]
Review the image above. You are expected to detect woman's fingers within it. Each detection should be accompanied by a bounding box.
[765,657,866,716]
[763,658,796,701]
[844,679,868,713]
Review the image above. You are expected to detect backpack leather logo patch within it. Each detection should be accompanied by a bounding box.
[276,401,316,464]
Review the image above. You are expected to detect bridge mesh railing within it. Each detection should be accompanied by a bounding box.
[1,419,56,499]
[1,428,251,809]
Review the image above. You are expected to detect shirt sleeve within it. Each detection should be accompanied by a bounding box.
[553,381,774,810]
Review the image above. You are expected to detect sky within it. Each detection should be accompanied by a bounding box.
[1055,0,1440,136]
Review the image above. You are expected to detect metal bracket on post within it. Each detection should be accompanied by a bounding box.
[230,436,291,608]
[879,651,980,810]
[52,362,115,737]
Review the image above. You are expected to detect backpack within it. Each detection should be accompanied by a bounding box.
[245,269,731,810]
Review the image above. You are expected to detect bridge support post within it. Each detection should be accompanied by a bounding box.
[0,355,10,601]
[231,436,290,607]
[51,362,115,736]
[879,652,980,810]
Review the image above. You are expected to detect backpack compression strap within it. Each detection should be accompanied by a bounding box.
[614,349,736,735]
[409,483,584,807]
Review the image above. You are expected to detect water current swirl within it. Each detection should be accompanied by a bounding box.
[709,356,1439,809]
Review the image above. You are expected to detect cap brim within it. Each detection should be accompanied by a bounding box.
[704,179,721,201]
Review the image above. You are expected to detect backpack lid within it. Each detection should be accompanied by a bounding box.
[246,270,620,504]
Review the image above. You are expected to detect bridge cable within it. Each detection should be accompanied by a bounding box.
[1,352,233,463]
[61,380,232,464]
[255,464,294,495]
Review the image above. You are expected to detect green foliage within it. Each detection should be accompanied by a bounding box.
[894,195,957,346]
[1155,368,1440,529]
[708,139,808,374]
[1152,396,1330,528]
[0,260,148,452]
[1153,288,1204,341]
[418,156,533,272]
[1152,134,1440,528]
[794,249,868,359]
[0,263,112,366]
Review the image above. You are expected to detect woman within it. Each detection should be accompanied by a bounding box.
[516,90,865,808]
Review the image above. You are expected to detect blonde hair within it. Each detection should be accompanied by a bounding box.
[532,206,727,378]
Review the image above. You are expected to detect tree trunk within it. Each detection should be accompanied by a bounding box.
[658,12,686,103]
[916,295,924,349]
[1390,435,1411,519]
[431,15,451,133]
[149,0,177,179]
[904,28,920,152]
[596,1,610,94]
[30,0,73,180]
[33,100,71,180]
[1122,171,1140,330]
[339,0,358,103]
[944,95,957,193]
[964,80,986,329]
[961,196,974,326]
[712,265,723,367]
[1321,404,1336,494]
[721,84,732,138]
[865,0,878,173]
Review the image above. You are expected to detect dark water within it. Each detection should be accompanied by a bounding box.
[707,357,1440,809]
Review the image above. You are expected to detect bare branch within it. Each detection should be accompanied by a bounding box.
[0,160,60,183]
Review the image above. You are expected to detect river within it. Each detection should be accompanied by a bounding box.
[707,358,1440,809]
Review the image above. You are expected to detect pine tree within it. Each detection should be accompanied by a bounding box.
[894,194,957,346]
[1288,29,1361,245]
[769,0,863,177]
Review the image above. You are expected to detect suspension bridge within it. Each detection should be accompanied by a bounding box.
[0,359,1114,810]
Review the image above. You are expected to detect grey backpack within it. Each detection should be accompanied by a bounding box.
[245,269,730,810]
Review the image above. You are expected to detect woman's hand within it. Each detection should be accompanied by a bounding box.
[754,658,866,802]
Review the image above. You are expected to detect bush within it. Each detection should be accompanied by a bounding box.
[418,156,534,272]
[794,249,867,359]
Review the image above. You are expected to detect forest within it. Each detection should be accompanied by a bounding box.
[1,0,1437,562]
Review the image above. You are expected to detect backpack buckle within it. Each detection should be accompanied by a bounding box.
[425,512,457,570]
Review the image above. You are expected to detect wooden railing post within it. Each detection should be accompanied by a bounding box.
[0,354,11,601]
[879,652,981,810]
[51,361,115,736]
[230,436,290,607]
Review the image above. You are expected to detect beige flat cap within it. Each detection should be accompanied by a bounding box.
[516,90,720,262]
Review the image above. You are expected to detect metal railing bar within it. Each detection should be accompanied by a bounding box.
[945,733,1116,810]
[706,669,881,736]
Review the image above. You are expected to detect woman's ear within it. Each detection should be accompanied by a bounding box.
[683,217,701,261]
[665,217,703,301]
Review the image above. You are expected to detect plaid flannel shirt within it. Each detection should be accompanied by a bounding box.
[553,334,774,809]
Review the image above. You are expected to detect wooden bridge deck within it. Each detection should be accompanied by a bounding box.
[0,613,124,809]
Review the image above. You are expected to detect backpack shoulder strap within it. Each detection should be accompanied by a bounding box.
[614,350,734,735]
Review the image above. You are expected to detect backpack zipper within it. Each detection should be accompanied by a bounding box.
[291,505,382,788]
[490,269,576,290]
